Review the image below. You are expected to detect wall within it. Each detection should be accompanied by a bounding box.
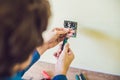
[40,0,120,75]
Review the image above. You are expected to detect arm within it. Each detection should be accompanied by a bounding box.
[16,28,74,77]
[53,43,74,80]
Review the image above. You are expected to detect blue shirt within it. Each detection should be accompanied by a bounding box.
[0,50,67,80]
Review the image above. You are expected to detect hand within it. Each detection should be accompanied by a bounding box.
[43,28,74,49]
[54,43,74,75]
[37,27,74,55]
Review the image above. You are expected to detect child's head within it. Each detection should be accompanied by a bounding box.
[0,0,51,77]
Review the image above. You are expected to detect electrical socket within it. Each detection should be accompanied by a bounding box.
[64,20,77,37]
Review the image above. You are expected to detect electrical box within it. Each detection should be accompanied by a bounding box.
[64,20,77,37]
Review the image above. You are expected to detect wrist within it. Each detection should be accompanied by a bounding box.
[61,67,68,75]
[55,64,68,76]
[36,43,48,55]
[55,69,67,76]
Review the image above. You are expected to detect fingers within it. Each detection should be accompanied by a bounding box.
[62,43,74,60]
[68,48,74,59]
[54,43,63,58]
[53,28,69,34]
[54,42,74,60]
[63,43,74,57]
[54,49,62,58]
[56,35,66,43]
[54,52,59,58]
[53,28,74,37]
[52,27,75,45]
[54,43,69,59]
[53,27,69,32]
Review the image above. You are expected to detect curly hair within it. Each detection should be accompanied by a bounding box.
[0,0,51,77]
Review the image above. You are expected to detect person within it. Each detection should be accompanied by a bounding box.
[0,0,74,80]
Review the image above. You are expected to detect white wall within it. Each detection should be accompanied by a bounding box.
[40,0,120,75]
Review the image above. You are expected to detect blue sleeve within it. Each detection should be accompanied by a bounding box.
[53,75,67,80]
[16,50,40,77]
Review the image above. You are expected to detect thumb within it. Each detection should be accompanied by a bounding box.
[63,43,69,53]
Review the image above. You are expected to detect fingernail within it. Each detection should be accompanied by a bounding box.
[69,33,73,36]
[65,28,69,32]
[66,43,69,46]
[71,30,75,33]
[66,33,73,37]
